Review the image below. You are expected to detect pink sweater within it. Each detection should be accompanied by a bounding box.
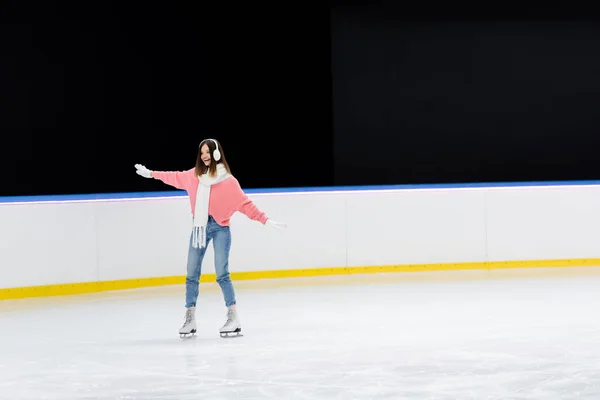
[152,168,268,226]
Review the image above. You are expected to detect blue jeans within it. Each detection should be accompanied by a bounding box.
[185,216,236,308]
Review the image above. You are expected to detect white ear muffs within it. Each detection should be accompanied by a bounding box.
[209,139,221,161]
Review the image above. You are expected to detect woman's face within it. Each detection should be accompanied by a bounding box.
[200,144,211,166]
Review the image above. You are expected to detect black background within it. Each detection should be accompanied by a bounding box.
[0,2,332,197]
[2,2,599,197]
[332,3,600,186]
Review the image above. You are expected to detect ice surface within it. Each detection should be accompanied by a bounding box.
[2,267,600,399]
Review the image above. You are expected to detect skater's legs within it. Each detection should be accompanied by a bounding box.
[209,218,236,307]
[185,232,208,308]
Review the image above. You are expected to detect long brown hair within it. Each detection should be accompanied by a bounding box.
[195,139,231,177]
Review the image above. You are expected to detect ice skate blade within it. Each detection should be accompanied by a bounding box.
[179,333,196,339]
[220,328,242,338]
[179,329,197,339]
[220,332,243,338]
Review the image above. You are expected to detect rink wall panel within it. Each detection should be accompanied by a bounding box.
[345,189,488,266]
[485,185,600,261]
[2,181,600,299]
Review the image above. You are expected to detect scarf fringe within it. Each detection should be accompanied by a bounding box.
[191,225,206,248]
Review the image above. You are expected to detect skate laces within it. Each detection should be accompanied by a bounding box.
[225,310,235,325]
[185,309,193,324]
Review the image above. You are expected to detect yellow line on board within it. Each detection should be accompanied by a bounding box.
[2,258,600,301]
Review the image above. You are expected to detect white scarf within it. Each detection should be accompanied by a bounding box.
[192,163,231,248]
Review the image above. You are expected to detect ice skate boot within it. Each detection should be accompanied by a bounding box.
[179,307,197,338]
[219,308,242,338]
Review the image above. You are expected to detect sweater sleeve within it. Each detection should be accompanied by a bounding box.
[231,178,269,224]
[151,168,195,191]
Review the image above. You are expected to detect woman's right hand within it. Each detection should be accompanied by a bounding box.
[135,164,153,178]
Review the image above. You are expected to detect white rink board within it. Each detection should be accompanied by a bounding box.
[485,185,600,261]
[1,182,600,289]
[95,198,191,281]
[0,202,98,288]
[345,189,487,266]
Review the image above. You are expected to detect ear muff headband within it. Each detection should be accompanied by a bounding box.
[209,139,221,161]
[200,138,221,161]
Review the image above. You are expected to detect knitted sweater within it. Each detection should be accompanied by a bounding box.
[152,168,268,226]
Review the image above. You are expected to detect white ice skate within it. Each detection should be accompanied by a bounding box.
[219,309,242,338]
[179,307,197,338]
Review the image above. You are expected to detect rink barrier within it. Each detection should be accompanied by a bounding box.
[3,179,600,301]
[2,258,600,300]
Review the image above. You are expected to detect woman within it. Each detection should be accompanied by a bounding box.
[134,138,287,338]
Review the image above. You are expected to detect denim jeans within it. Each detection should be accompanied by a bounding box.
[185,216,236,308]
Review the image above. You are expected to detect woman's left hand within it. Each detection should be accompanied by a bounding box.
[266,219,287,228]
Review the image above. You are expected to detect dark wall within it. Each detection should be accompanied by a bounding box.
[331,5,600,186]
[0,2,332,197]
[3,2,600,198]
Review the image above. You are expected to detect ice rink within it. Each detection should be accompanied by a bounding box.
[2,267,600,399]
